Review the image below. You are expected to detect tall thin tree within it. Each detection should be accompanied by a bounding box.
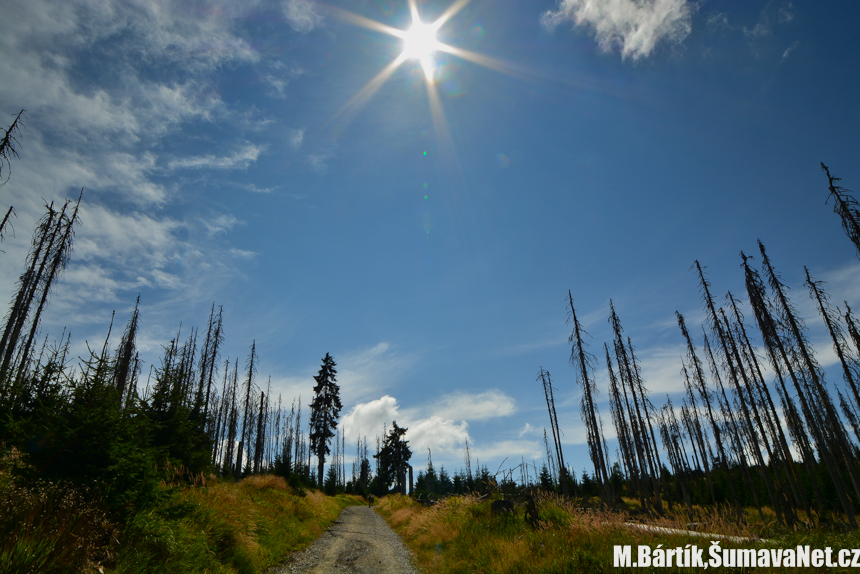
[309,353,342,490]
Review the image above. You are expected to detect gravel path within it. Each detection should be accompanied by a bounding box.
[273,506,421,574]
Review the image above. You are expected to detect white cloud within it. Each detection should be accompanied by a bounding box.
[342,395,403,443]
[203,214,243,237]
[289,128,305,150]
[778,3,794,24]
[518,422,539,437]
[228,247,256,259]
[60,263,123,304]
[743,2,794,44]
[781,40,799,62]
[336,342,415,404]
[284,0,323,34]
[307,153,331,172]
[337,386,521,472]
[429,389,516,421]
[706,12,729,30]
[263,64,305,98]
[743,16,771,39]
[472,440,544,463]
[244,183,278,193]
[408,416,470,462]
[168,143,263,171]
[541,0,694,60]
[340,395,471,470]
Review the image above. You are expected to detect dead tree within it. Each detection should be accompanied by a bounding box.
[538,367,567,495]
[0,109,25,189]
[567,292,611,501]
[822,163,860,259]
[240,341,258,475]
[660,398,693,512]
[605,342,643,507]
[677,311,738,514]
[609,302,661,513]
[696,261,766,521]
[757,243,858,526]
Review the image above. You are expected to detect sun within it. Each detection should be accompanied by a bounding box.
[328,0,522,130]
[401,20,439,62]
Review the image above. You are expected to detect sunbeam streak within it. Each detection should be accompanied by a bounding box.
[432,0,472,29]
[325,0,549,139]
[327,54,407,131]
[436,43,533,81]
[328,6,408,39]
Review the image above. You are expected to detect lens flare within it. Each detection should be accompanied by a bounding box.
[402,21,438,60]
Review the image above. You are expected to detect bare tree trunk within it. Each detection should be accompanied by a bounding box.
[753,246,856,526]
[568,292,611,500]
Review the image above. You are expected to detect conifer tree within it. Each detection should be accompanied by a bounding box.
[374,421,411,493]
[113,296,140,403]
[309,353,341,489]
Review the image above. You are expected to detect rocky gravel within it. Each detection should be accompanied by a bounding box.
[273,505,421,574]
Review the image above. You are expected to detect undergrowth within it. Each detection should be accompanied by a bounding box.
[0,469,362,574]
[375,492,860,573]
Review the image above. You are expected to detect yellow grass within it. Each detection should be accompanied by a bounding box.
[375,492,859,574]
[103,475,363,574]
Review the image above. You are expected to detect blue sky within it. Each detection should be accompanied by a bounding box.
[1,0,859,479]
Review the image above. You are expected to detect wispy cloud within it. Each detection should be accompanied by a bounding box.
[244,183,278,194]
[284,0,323,34]
[781,40,799,62]
[336,342,416,405]
[541,0,694,60]
[168,143,263,171]
[289,128,305,150]
[472,440,543,463]
[706,12,729,30]
[0,0,283,322]
[307,153,332,172]
[428,389,516,422]
[778,2,794,24]
[743,1,795,57]
[263,63,305,98]
[202,214,243,237]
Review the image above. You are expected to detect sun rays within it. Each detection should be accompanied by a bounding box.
[401,19,439,80]
[326,0,519,138]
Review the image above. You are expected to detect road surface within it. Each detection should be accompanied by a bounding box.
[274,505,420,574]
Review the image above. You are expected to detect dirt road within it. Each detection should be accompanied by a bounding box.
[274,505,420,574]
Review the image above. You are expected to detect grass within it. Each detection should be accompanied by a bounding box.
[0,468,363,574]
[375,492,860,573]
[110,474,363,574]
[0,479,118,574]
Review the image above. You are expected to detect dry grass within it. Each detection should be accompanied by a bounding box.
[0,470,362,574]
[110,474,363,574]
[375,492,858,574]
[0,479,118,574]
